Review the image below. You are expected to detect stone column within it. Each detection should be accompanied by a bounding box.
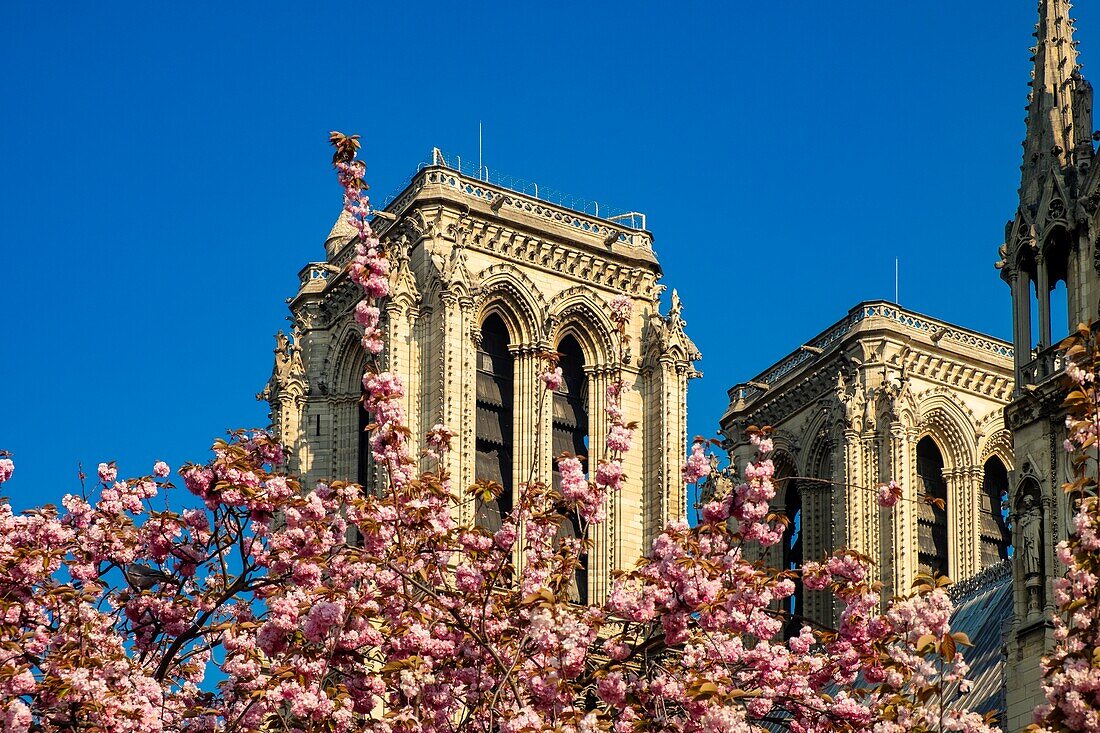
[1037,254,1051,349]
[534,340,554,490]
[386,301,421,457]
[943,466,980,582]
[1011,269,1032,382]
[968,465,984,578]
[585,365,611,600]
[333,395,360,483]
[1068,234,1081,324]
[886,423,913,600]
[844,425,878,576]
[439,291,474,520]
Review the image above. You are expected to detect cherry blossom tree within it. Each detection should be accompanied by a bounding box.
[0,135,998,733]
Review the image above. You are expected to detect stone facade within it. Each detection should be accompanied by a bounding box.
[999,2,1098,730]
[260,154,700,605]
[719,302,1015,626]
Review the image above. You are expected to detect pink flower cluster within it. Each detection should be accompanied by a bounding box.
[608,294,633,324]
[876,479,902,508]
[681,439,710,484]
[355,301,384,354]
[0,456,12,484]
[540,366,563,391]
[362,371,415,488]
[425,423,455,459]
[98,461,118,484]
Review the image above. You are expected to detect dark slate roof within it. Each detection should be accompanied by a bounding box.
[945,560,1013,723]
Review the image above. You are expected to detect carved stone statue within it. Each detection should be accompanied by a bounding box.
[862,387,877,431]
[1018,492,1044,615]
[668,289,686,331]
[848,381,866,431]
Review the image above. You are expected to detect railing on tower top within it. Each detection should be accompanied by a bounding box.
[1020,343,1066,387]
[380,148,648,232]
[727,301,1015,406]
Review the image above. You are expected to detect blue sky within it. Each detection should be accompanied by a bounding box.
[0,2,1085,510]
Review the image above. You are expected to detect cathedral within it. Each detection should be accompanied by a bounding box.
[260,151,700,606]
[721,0,1097,730]
[263,1,1095,730]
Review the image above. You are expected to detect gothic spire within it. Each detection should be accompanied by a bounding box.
[1021,0,1093,203]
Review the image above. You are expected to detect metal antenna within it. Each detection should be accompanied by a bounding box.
[895,258,899,304]
[479,121,483,180]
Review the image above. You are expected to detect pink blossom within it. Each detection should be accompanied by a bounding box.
[426,423,455,457]
[540,366,563,391]
[303,600,345,642]
[607,425,633,453]
[595,459,624,492]
[802,561,830,591]
[681,440,710,484]
[609,294,633,323]
[876,480,902,508]
[0,457,12,484]
[749,432,774,454]
[97,461,117,483]
[557,456,586,496]
[354,301,380,327]
[153,460,170,477]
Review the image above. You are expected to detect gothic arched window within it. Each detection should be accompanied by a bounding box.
[552,335,589,604]
[980,456,1012,567]
[916,437,949,576]
[475,314,514,532]
[782,475,803,638]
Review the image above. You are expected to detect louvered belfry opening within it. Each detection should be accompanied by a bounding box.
[916,437,949,577]
[552,335,589,604]
[980,457,1012,567]
[475,314,515,533]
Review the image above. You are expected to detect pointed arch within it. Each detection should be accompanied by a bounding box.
[916,389,978,469]
[768,430,798,464]
[474,265,548,346]
[547,288,617,366]
[798,406,833,480]
[331,319,369,396]
[1036,173,1071,235]
[978,427,1015,471]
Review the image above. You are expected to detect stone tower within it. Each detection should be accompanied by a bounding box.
[260,151,700,604]
[719,302,1015,630]
[1000,2,1096,729]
